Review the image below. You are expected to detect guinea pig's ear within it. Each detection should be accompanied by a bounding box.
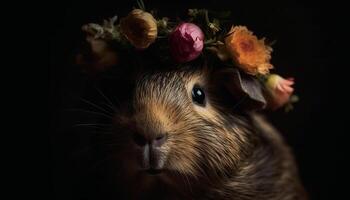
[75,35,118,75]
[215,68,267,111]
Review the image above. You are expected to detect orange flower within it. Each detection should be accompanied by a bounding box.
[224,26,273,75]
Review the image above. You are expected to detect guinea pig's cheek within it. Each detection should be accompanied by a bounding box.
[193,104,221,125]
[116,145,141,176]
[165,138,199,176]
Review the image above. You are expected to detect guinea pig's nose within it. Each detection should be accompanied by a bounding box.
[132,132,167,147]
[153,134,167,147]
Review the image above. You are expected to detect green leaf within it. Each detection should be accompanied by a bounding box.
[136,0,146,10]
[188,9,199,17]
[290,95,300,103]
[284,103,294,112]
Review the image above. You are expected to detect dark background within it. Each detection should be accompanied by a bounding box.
[50,0,347,199]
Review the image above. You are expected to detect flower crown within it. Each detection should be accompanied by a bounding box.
[79,0,298,111]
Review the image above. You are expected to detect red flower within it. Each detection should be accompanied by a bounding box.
[169,23,204,63]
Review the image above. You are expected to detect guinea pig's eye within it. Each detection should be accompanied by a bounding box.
[192,85,206,106]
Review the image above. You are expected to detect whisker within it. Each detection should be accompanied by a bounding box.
[71,145,104,157]
[183,173,193,195]
[79,97,114,116]
[232,95,248,111]
[65,108,114,119]
[75,129,114,135]
[73,123,113,128]
[101,102,116,112]
[94,86,117,111]
[72,124,116,135]
[87,154,117,172]
[73,127,126,140]
[71,141,124,158]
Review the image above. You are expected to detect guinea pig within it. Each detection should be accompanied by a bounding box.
[70,50,307,200]
[62,19,307,200]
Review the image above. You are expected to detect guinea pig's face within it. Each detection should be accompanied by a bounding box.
[113,67,252,185]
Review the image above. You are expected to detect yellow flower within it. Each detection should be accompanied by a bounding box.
[224,26,273,75]
[120,9,158,49]
[76,36,118,72]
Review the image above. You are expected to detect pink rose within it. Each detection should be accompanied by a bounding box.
[265,74,295,110]
[169,23,204,63]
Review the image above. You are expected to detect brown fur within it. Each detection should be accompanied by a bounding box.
[90,65,307,200]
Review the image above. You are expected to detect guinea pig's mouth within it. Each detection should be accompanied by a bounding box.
[144,168,163,175]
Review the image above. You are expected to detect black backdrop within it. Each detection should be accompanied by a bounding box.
[50,0,347,199]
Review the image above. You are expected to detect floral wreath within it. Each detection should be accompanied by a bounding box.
[77,0,298,112]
